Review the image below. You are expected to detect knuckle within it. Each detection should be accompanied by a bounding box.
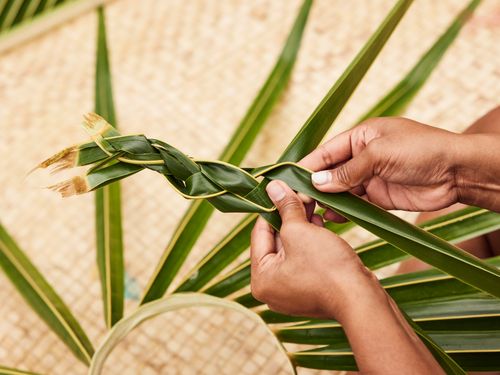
[360,117,385,128]
[278,196,302,212]
[357,118,378,132]
[335,165,351,186]
[317,144,333,167]
[357,118,387,140]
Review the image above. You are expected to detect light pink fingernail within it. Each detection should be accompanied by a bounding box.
[311,171,331,185]
[266,181,286,202]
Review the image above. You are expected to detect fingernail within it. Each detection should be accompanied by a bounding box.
[311,171,331,185]
[266,181,286,202]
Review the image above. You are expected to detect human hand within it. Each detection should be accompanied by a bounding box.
[251,181,445,374]
[250,180,384,321]
[300,117,463,218]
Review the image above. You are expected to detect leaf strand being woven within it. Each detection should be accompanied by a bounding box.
[39,113,500,301]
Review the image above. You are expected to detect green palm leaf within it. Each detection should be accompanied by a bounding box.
[403,311,466,375]
[290,334,500,372]
[187,206,500,296]
[261,257,500,324]
[43,0,414,298]
[358,207,500,270]
[203,259,251,297]
[263,164,500,299]
[358,0,481,120]
[0,0,68,31]
[0,366,43,375]
[140,0,313,304]
[94,7,124,328]
[176,0,479,293]
[0,222,94,365]
[0,0,107,54]
[89,293,294,374]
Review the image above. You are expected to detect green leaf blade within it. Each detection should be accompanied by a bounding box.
[94,7,124,328]
[358,207,500,270]
[264,165,500,299]
[176,0,414,294]
[89,293,295,375]
[358,0,482,121]
[140,0,313,304]
[0,222,94,365]
[279,0,414,162]
[0,365,44,375]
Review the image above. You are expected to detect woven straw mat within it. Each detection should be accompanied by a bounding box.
[0,0,499,374]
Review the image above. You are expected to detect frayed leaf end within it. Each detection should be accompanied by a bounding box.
[48,176,90,197]
[83,113,113,137]
[31,146,78,175]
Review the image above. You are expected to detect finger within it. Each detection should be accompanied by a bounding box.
[298,192,314,204]
[305,200,316,221]
[251,217,276,267]
[311,150,374,193]
[275,232,283,252]
[311,214,324,227]
[351,185,366,197]
[323,209,347,223]
[299,130,354,171]
[266,180,307,223]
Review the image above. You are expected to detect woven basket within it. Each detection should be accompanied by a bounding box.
[0,0,499,373]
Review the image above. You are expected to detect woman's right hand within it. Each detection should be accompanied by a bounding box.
[299,116,500,218]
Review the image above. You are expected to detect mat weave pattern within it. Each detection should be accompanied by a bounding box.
[0,0,499,374]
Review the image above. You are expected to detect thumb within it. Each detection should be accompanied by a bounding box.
[311,150,374,192]
[266,180,307,223]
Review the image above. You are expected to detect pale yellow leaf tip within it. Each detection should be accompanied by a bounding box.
[83,112,112,136]
[29,146,78,176]
[48,176,89,197]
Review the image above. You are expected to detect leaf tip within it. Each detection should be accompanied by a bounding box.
[48,175,89,197]
[83,112,113,137]
[30,146,78,176]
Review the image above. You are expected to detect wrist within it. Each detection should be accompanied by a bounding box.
[322,266,390,324]
[452,133,500,211]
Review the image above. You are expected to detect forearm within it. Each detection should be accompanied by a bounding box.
[332,278,444,375]
[453,133,500,212]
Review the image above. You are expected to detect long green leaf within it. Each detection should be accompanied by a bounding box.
[95,7,124,328]
[290,332,500,372]
[0,0,108,54]
[276,311,500,344]
[0,0,67,31]
[383,256,500,305]
[67,144,500,300]
[140,0,313,303]
[278,0,413,162]
[0,366,42,375]
[358,207,500,270]
[89,293,295,374]
[175,0,414,293]
[267,258,500,325]
[402,311,466,375]
[358,0,481,120]
[177,0,479,294]
[203,259,251,297]
[46,0,412,296]
[203,207,500,300]
[175,215,256,292]
[0,222,94,364]
[263,164,500,299]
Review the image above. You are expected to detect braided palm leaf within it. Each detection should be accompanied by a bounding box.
[37,113,500,303]
[40,113,298,229]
